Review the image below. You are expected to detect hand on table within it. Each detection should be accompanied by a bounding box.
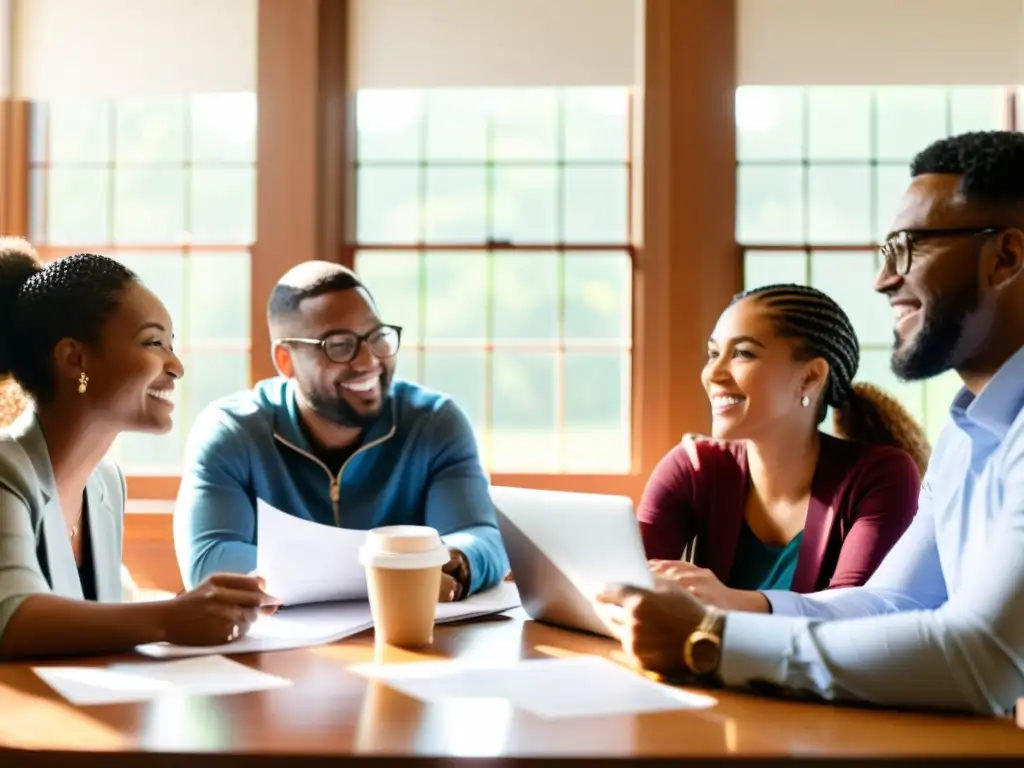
[648,560,770,612]
[440,548,470,602]
[595,576,710,676]
[162,573,280,646]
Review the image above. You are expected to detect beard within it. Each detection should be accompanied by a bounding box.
[891,274,980,382]
[305,371,391,429]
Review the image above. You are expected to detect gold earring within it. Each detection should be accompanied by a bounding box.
[77,372,89,394]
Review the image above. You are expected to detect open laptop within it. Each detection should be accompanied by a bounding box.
[491,486,654,638]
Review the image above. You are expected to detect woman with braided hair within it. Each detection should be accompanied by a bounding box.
[640,282,928,613]
[0,238,277,659]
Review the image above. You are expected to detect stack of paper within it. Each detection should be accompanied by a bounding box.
[135,499,521,659]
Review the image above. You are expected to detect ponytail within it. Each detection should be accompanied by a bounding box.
[832,382,931,476]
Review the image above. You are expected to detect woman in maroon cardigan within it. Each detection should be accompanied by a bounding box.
[641,283,929,613]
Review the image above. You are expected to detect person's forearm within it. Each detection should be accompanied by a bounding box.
[726,590,771,613]
[185,541,256,589]
[0,594,169,660]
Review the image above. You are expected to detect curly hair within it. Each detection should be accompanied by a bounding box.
[911,130,1024,203]
[735,283,931,472]
[0,241,139,402]
[833,383,931,476]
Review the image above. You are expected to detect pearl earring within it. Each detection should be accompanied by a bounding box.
[800,395,810,407]
[77,372,89,394]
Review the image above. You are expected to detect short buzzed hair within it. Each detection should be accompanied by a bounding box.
[911,130,1024,205]
[266,262,372,326]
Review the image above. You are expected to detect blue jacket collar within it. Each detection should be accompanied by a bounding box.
[271,378,397,452]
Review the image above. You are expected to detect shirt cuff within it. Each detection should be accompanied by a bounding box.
[719,610,804,688]
[762,589,809,617]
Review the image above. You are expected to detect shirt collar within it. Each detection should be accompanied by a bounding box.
[950,343,1024,441]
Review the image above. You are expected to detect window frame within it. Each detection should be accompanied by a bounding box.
[350,87,638,479]
[24,98,256,497]
[738,86,1019,443]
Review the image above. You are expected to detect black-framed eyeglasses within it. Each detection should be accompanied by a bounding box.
[279,325,402,364]
[880,227,1003,276]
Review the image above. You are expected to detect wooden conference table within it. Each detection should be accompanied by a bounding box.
[1,608,1023,764]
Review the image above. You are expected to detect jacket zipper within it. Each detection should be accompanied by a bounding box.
[273,424,396,526]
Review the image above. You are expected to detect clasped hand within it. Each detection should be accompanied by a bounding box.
[594,576,709,676]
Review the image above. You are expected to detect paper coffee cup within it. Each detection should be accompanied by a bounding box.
[359,525,449,648]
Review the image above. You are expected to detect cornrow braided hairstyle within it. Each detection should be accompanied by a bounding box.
[0,246,138,402]
[734,283,931,474]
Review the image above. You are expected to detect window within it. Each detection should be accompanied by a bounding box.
[28,94,257,474]
[737,86,1009,441]
[353,88,633,474]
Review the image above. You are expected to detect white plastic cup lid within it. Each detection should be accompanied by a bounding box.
[359,525,450,570]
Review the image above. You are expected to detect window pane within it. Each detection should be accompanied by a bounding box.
[113,168,187,243]
[115,98,187,163]
[423,166,488,243]
[807,87,871,160]
[28,168,45,243]
[424,252,487,342]
[492,252,558,341]
[923,370,963,442]
[29,104,47,164]
[355,251,423,345]
[424,90,488,161]
[735,87,803,161]
[491,89,559,161]
[356,90,424,162]
[189,167,256,244]
[564,252,631,342]
[46,168,110,244]
[182,350,250,433]
[356,166,420,244]
[491,166,558,243]
[875,164,911,241]
[562,167,628,243]
[743,251,806,291]
[949,86,1005,136]
[113,425,183,474]
[875,87,948,162]
[807,165,872,243]
[856,348,925,425]
[491,352,558,471]
[113,252,185,331]
[810,251,891,347]
[48,100,111,163]
[564,352,630,472]
[563,87,629,162]
[421,352,487,442]
[191,93,257,163]
[736,165,803,244]
[187,252,251,343]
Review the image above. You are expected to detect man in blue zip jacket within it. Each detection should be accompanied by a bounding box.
[173,261,510,601]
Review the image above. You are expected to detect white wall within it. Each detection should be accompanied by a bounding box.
[739,0,1024,85]
[0,0,11,98]
[350,0,637,87]
[12,0,256,97]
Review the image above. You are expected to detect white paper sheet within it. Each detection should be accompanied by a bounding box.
[352,655,716,719]
[135,582,522,659]
[33,655,291,706]
[256,498,369,605]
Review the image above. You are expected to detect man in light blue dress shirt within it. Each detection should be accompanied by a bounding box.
[597,130,1024,716]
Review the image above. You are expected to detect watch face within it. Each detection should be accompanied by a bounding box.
[688,634,720,676]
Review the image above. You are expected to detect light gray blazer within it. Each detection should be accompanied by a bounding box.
[0,410,125,640]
